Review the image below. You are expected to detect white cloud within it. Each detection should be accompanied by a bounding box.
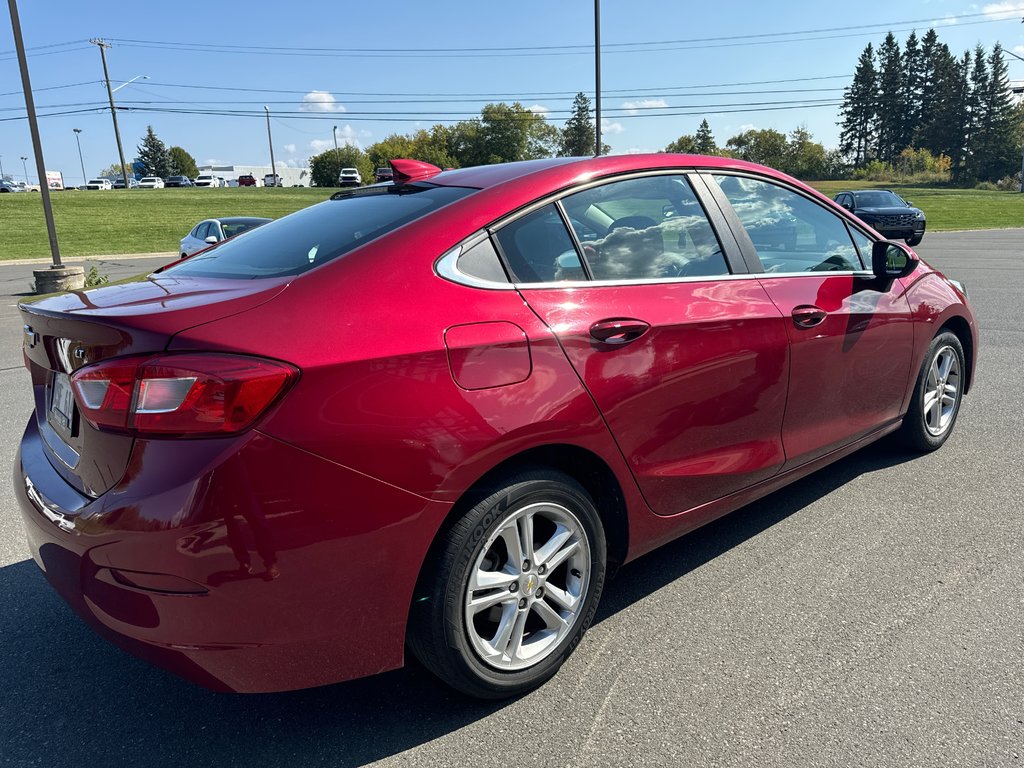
[981,2,1024,19]
[739,123,757,132]
[1014,44,1024,56]
[283,143,297,154]
[621,98,668,115]
[300,90,346,113]
[602,118,625,135]
[935,14,958,25]
[527,104,550,115]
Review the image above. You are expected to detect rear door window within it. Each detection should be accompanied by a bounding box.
[493,204,584,283]
[561,175,729,280]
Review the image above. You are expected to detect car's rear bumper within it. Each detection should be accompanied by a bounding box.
[14,418,452,693]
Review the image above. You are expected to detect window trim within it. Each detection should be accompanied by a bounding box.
[436,168,747,289]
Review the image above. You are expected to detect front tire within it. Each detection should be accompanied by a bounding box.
[906,234,923,247]
[898,331,965,451]
[408,469,606,699]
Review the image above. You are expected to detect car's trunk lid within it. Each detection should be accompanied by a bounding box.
[20,273,289,498]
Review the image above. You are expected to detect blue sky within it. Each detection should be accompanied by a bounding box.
[2,0,1023,185]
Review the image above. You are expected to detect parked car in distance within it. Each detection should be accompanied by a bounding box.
[85,178,113,190]
[178,216,273,257]
[264,173,281,187]
[374,166,394,183]
[833,189,926,246]
[15,155,977,700]
[338,167,361,187]
[194,174,222,188]
[165,176,194,188]
[139,177,165,189]
[112,177,140,189]
[0,181,16,192]
[237,174,258,187]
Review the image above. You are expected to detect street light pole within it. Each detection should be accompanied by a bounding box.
[594,0,602,156]
[73,129,86,186]
[7,0,65,270]
[91,38,130,191]
[0,154,5,181]
[264,106,277,186]
[20,155,28,183]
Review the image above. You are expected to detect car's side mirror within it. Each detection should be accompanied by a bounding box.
[872,240,918,280]
[205,235,219,244]
[904,200,913,206]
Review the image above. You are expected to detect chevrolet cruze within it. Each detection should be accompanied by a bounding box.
[14,155,977,698]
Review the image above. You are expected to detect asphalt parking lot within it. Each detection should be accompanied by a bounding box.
[0,235,1020,768]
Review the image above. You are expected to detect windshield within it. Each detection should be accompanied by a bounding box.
[166,184,476,279]
[853,191,906,208]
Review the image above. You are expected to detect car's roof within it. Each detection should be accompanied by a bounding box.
[429,154,782,193]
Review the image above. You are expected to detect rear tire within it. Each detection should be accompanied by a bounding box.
[898,331,965,451]
[408,468,606,699]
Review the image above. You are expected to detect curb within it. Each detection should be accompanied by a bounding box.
[1,253,176,267]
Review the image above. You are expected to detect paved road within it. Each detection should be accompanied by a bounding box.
[0,236,1020,768]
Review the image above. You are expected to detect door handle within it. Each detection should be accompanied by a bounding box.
[589,318,651,345]
[791,305,827,328]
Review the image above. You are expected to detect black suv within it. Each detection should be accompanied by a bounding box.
[833,189,926,246]
[165,176,194,188]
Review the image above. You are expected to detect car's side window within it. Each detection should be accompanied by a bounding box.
[561,175,728,281]
[457,237,510,283]
[195,222,210,239]
[712,175,860,273]
[493,204,584,283]
[847,226,875,269]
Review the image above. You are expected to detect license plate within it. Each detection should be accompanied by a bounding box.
[48,372,74,435]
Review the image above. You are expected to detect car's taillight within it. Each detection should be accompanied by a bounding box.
[70,353,298,436]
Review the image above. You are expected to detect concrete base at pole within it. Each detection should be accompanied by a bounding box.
[33,266,85,294]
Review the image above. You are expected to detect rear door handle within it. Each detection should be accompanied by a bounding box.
[589,318,651,345]
[791,305,827,328]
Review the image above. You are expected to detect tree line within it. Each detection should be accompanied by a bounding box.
[309,94,602,187]
[839,30,1021,184]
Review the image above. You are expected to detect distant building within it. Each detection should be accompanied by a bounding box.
[197,164,311,187]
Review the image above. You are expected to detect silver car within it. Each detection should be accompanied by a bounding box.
[179,216,272,257]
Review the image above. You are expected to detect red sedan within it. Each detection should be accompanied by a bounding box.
[15,155,977,698]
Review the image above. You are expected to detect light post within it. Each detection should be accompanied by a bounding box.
[594,0,602,155]
[111,74,148,94]
[0,154,5,182]
[264,106,277,186]
[20,155,28,183]
[73,128,86,186]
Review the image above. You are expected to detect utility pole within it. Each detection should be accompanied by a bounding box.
[264,106,277,186]
[333,124,340,164]
[594,0,602,156]
[73,128,86,186]
[7,0,65,271]
[91,38,130,190]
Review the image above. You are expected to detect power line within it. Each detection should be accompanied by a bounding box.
[102,11,1021,56]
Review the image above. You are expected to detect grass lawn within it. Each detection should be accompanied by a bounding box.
[2,182,1022,261]
[0,187,329,261]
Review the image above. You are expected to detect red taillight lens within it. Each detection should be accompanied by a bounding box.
[70,353,298,436]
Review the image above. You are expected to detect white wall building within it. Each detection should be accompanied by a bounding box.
[197,164,312,187]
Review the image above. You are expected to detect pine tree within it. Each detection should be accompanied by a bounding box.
[694,119,718,154]
[976,43,1018,181]
[560,92,595,157]
[136,126,171,177]
[917,42,969,180]
[838,43,878,167]
[874,33,904,164]
[964,46,990,182]
[902,32,925,151]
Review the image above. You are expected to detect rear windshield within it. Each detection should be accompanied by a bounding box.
[166,184,475,279]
